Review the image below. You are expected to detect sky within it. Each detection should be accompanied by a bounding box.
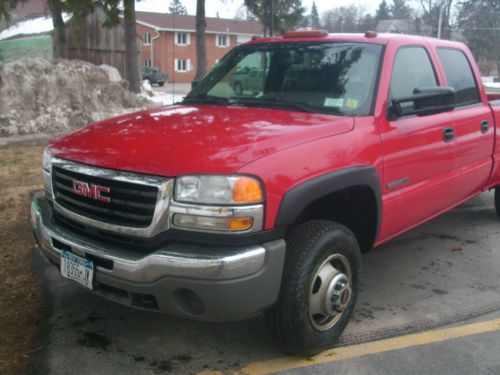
[136,0,381,19]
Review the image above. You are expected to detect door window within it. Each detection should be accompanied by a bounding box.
[390,46,438,102]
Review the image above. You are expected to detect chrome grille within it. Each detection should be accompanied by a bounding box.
[52,166,158,228]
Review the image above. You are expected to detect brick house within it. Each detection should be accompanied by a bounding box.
[135,12,262,83]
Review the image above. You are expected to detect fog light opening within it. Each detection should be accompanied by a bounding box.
[173,288,205,315]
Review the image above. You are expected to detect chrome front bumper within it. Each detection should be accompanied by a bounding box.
[31,193,286,321]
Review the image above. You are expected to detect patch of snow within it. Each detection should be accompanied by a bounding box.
[99,64,122,82]
[149,92,185,105]
[484,82,500,89]
[150,106,197,117]
[0,14,71,41]
[140,80,185,105]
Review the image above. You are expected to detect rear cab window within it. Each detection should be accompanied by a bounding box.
[436,48,480,107]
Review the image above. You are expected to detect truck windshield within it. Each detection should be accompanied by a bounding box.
[185,42,383,116]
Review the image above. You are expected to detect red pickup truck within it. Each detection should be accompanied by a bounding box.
[31,31,500,356]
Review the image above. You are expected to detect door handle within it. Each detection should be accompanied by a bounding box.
[481,120,489,134]
[443,127,455,142]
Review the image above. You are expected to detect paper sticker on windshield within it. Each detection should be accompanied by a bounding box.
[324,98,344,108]
[345,99,359,109]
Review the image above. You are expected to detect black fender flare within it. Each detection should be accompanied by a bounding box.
[275,166,382,243]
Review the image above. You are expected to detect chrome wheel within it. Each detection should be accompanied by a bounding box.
[308,253,352,332]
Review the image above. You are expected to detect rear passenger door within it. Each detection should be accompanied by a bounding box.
[435,48,494,197]
[379,45,459,238]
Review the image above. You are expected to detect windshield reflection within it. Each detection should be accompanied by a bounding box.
[186,42,383,116]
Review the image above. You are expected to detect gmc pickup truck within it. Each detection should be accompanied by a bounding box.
[31,31,500,356]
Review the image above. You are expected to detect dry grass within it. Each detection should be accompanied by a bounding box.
[0,145,46,374]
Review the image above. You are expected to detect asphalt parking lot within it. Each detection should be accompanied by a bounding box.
[29,191,500,374]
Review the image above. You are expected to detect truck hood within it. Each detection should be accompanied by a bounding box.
[49,105,354,177]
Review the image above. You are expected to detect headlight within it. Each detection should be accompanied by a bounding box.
[43,148,53,172]
[175,175,263,205]
[172,175,264,233]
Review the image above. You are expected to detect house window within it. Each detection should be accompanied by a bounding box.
[144,32,151,45]
[175,58,190,72]
[176,32,189,45]
[216,34,229,47]
[144,59,152,68]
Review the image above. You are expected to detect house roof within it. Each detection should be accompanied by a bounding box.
[13,0,47,16]
[135,11,262,35]
[376,19,412,33]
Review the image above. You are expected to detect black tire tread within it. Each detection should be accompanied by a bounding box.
[266,220,360,356]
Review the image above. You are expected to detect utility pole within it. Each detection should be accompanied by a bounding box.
[437,1,445,39]
[269,0,274,36]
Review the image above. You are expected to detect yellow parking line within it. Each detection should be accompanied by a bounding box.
[197,318,500,375]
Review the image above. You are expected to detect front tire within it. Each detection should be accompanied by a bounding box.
[266,220,361,357]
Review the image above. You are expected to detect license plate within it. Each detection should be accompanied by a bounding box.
[60,251,94,290]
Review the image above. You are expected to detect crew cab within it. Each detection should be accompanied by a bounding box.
[30,30,500,356]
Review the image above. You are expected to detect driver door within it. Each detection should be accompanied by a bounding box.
[378,45,458,239]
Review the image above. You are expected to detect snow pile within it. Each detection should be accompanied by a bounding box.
[0,14,71,41]
[0,58,154,136]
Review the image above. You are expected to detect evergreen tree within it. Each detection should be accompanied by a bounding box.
[169,0,187,15]
[311,1,321,29]
[374,0,391,21]
[390,0,411,19]
[244,0,305,35]
[0,0,21,22]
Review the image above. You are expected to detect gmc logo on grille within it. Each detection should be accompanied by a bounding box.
[72,179,111,203]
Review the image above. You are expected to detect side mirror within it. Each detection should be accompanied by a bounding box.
[191,79,199,89]
[389,87,456,120]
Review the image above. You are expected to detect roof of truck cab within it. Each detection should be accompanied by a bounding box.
[248,32,466,49]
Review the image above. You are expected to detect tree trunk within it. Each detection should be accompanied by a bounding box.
[48,0,67,59]
[123,0,141,93]
[195,0,207,81]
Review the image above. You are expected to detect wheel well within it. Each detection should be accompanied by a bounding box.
[292,185,378,253]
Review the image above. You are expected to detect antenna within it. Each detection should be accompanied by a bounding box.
[172,12,175,103]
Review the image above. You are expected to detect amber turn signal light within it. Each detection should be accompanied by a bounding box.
[232,177,263,204]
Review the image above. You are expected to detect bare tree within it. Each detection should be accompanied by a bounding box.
[195,0,207,81]
[123,0,140,93]
[48,0,67,58]
[419,0,454,38]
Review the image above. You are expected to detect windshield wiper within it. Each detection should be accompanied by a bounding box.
[183,94,230,105]
[230,96,343,115]
[184,94,343,115]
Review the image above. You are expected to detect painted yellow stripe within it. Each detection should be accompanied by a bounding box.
[197,318,500,375]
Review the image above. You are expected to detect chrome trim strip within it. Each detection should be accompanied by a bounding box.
[31,195,267,281]
[387,177,410,189]
[50,158,173,238]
